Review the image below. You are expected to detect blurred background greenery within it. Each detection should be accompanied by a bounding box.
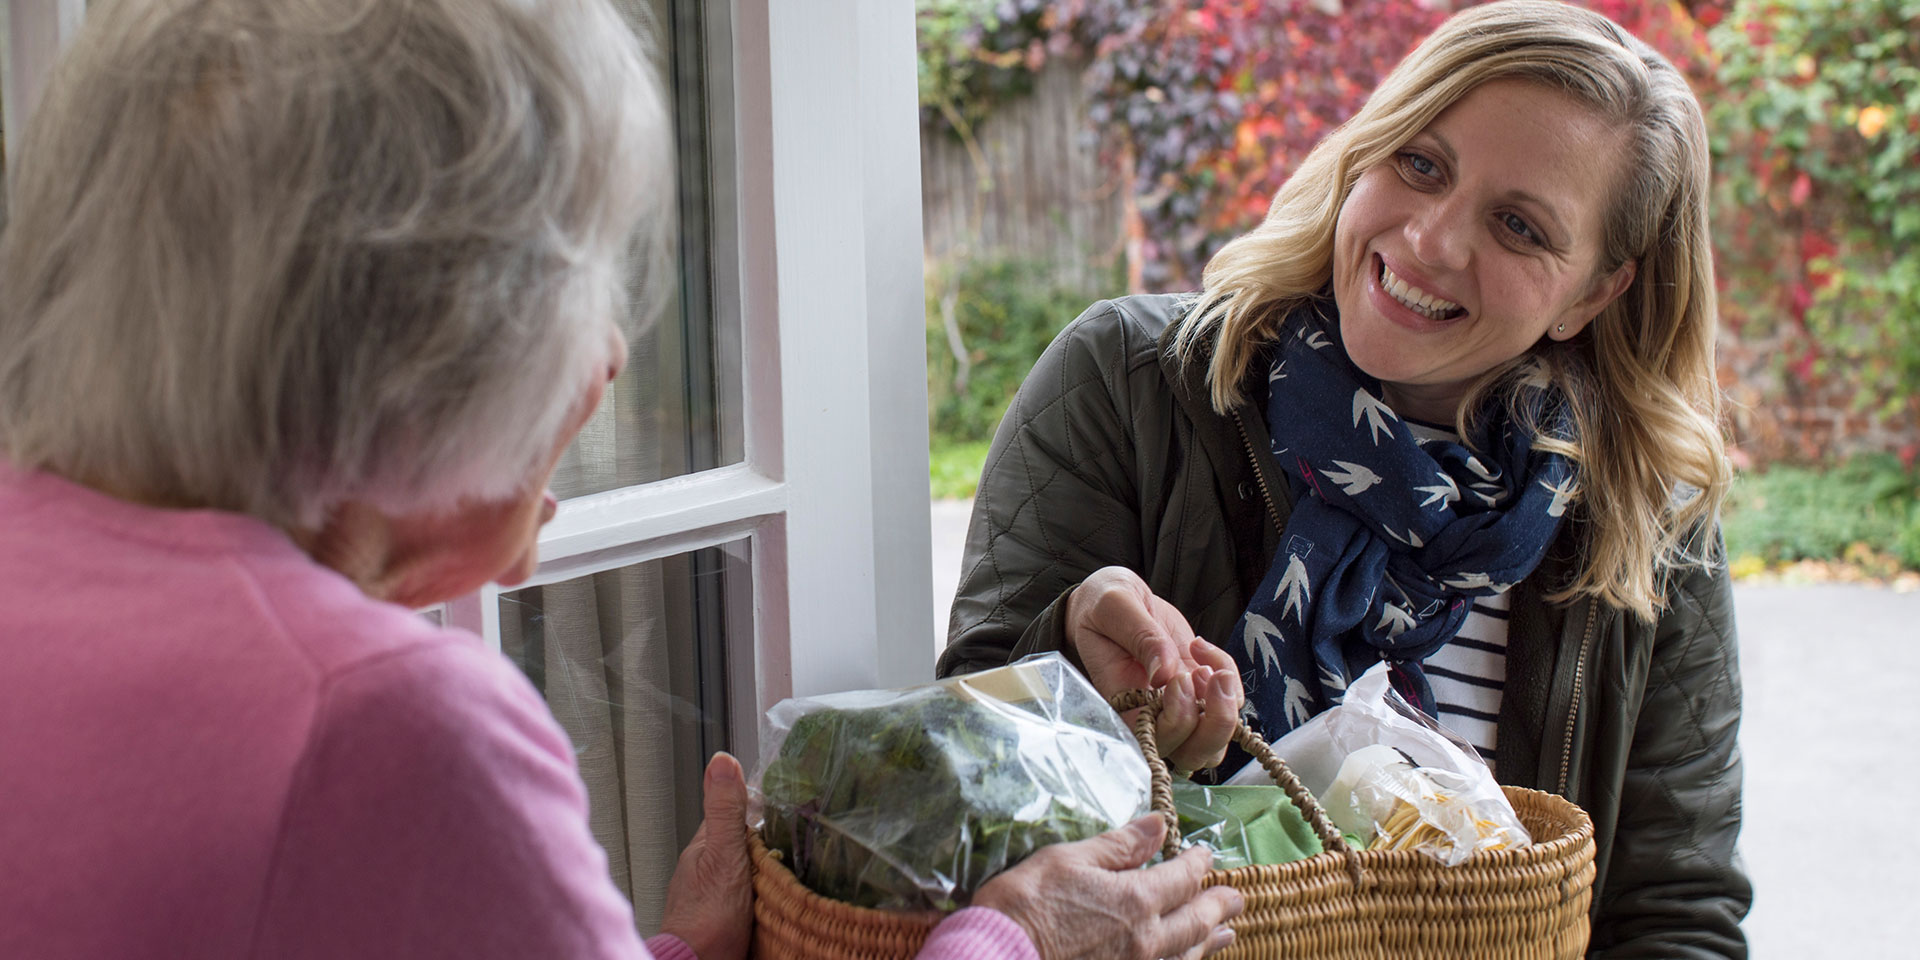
[918,0,1920,579]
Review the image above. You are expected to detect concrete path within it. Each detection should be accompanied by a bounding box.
[1736,583,1915,958]
[929,499,1917,957]
[929,498,974,645]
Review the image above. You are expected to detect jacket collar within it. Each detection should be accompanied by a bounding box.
[1155,305,1295,523]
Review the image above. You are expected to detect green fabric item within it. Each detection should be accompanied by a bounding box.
[1171,782,1322,869]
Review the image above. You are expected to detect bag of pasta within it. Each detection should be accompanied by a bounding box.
[1229,662,1529,866]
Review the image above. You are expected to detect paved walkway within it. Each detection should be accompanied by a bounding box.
[1736,583,1915,958]
[929,500,1916,957]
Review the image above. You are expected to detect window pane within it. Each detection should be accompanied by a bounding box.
[2,9,9,232]
[552,0,742,500]
[497,539,748,934]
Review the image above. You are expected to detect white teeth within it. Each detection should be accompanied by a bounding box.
[1380,261,1462,319]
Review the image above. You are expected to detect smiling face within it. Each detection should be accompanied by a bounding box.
[1331,79,1637,423]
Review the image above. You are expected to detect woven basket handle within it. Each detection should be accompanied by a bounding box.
[1110,688,1367,888]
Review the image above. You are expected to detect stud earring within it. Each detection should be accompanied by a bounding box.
[1556,323,1566,334]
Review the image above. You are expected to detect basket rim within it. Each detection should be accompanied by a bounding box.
[1204,784,1596,881]
[749,783,1596,925]
[749,828,948,928]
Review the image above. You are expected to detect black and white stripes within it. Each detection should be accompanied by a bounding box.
[1422,592,1509,761]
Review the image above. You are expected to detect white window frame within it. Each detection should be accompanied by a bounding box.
[4,0,936,757]
[1,0,83,164]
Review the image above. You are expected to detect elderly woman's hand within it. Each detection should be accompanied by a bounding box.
[1064,567,1244,774]
[973,815,1243,960]
[659,753,754,960]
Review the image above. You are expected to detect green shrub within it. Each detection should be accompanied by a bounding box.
[1722,454,1920,571]
[925,257,1118,448]
[929,439,993,500]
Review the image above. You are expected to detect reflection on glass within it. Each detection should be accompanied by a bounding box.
[2,24,9,232]
[499,540,747,934]
[554,0,741,500]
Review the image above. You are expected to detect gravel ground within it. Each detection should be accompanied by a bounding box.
[929,500,1918,957]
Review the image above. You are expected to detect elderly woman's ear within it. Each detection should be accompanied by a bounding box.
[293,491,552,610]
[297,330,625,608]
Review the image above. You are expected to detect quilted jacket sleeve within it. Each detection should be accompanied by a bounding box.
[936,301,1152,678]
[1590,555,1752,958]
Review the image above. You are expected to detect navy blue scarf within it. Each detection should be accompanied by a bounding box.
[1229,305,1576,743]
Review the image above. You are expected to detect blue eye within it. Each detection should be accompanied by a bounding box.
[1401,152,1439,178]
[1501,212,1543,246]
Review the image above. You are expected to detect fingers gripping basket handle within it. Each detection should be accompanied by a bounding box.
[1110,688,1367,888]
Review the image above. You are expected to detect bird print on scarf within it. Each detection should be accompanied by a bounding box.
[1226,305,1577,743]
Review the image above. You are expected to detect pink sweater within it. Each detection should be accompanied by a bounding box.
[0,466,1035,960]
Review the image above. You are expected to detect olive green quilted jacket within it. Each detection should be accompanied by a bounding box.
[937,294,1751,958]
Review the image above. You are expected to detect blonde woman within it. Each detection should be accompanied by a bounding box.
[941,1,1749,954]
[0,1,1243,958]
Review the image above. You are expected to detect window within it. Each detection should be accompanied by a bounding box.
[450,1,937,928]
[4,0,933,935]
[1,19,7,230]
[497,543,748,930]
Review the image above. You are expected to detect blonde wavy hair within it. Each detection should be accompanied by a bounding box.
[1171,0,1730,621]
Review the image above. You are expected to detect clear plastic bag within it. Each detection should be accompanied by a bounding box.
[1171,782,1327,870]
[1226,662,1530,866]
[753,653,1150,911]
[1171,782,1258,870]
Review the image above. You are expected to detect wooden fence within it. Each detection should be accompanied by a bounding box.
[919,59,1125,293]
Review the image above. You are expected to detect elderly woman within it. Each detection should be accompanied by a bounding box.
[941,1,1750,955]
[0,1,1242,959]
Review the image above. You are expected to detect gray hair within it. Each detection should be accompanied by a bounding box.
[0,0,670,528]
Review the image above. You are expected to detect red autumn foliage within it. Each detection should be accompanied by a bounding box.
[937,0,1916,463]
[989,0,1719,287]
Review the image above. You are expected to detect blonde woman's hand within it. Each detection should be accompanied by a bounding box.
[659,752,753,960]
[972,815,1243,960]
[1064,567,1244,773]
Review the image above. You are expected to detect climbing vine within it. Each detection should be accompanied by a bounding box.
[917,0,1920,456]
[1706,0,1920,422]
[919,1,1718,287]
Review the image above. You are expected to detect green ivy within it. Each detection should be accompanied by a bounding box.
[1707,0,1920,418]
[915,0,1046,139]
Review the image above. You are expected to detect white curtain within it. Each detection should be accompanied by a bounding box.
[500,101,689,939]
[496,0,706,934]
[499,311,688,931]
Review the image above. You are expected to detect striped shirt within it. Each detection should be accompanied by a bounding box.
[1421,592,1509,762]
[1403,418,1510,763]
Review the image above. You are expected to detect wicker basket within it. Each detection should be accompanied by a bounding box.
[750,689,1596,960]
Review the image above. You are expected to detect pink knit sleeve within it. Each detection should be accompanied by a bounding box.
[642,933,697,960]
[250,642,652,959]
[915,907,1039,960]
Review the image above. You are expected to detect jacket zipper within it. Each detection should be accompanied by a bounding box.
[1555,600,1599,796]
[1230,409,1285,536]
